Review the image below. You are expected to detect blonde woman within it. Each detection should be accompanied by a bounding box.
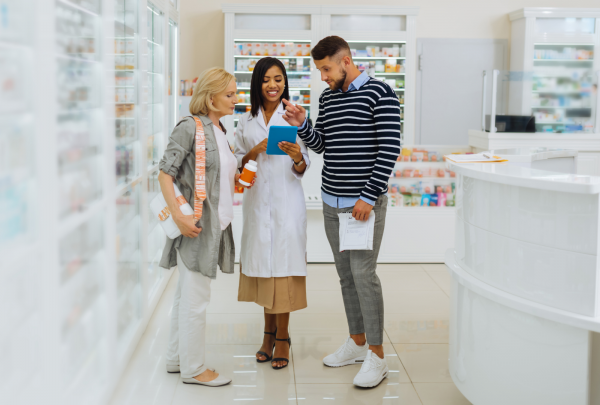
[158,68,251,387]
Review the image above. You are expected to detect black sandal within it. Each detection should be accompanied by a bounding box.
[256,329,277,363]
[272,337,292,370]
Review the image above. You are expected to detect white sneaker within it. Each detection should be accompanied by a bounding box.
[323,337,368,367]
[353,350,389,388]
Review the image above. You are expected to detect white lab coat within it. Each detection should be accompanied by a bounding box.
[234,102,310,278]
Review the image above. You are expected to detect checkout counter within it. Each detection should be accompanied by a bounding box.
[445,148,600,405]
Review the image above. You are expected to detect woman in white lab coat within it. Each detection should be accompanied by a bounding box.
[235,57,310,370]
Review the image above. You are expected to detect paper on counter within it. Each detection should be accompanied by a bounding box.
[445,153,507,163]
[338,211,375,251]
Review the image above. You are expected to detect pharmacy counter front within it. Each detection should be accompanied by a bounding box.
[445,160,600,405]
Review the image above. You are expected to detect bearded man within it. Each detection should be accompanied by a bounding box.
[282,35,402,388]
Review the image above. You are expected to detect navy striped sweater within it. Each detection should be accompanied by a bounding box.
[298,77,402,202]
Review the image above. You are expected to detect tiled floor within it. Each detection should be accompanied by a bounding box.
[109,263,471,405]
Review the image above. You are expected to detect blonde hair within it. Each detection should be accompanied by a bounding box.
[189,68,236,116]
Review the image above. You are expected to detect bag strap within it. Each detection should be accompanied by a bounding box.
[191,116,206,223]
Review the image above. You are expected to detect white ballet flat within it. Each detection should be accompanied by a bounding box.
[167,364,215,373]
[182,375,232,387]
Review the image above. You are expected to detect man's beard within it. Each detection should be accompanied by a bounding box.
[329,68,347,91]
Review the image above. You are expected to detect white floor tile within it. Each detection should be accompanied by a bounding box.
[171,382,297,405]
[293,343,409,384]
[295,290,346,314]
[384,314,449,344]
[112,261,455,405]
[289,313,391,345]
[393,344,452,383]
[295,383,422,404]
[384,291,450,315]
[206,313,267,345]
[425,271,452,296]
[377,264,426,272]
[379,271,442,291]
[421,264,447,272]
[413,383,472,405]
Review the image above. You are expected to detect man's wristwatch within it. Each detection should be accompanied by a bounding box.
[293,157,304,166]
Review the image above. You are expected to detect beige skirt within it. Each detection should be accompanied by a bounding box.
[238,272,307,314]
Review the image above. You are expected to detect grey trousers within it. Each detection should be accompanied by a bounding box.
[322,195,387,346]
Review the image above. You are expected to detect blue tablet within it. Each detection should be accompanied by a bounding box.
[266,126,298,155]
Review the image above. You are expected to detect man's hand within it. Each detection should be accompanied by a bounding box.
[282,98,306,127]
[352,199,373,221]
[174,214,202,238]
[278,141,303,163]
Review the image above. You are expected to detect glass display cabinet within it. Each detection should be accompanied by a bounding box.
[3,1,181,404]
[508,8,600,134]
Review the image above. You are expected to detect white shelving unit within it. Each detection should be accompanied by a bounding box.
[321,6,418,144]
[508,8,600,134]
[0,1,179,404]
[221,4,322,145]
[222,4,426,262]
[471,8,600,176]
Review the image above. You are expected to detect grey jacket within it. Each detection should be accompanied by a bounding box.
[158,114,235,279]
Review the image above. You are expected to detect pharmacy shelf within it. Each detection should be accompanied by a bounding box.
[236,102,310,107]
[386,206,456,210]
[374,72,405,76]
[234,70,309,74]
[534,59,593,62]
[389,177,455,181]
[57,0,100,17]
[56,54,99,64]
[237,87,310,90]
[395,161,446,167]
[532,90,587,94]
[532,106,592,109]
[58,199,105,238]
[234,55,311,59]
[354,56,406,60]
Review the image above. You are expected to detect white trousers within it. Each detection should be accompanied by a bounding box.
[166,250,212,378]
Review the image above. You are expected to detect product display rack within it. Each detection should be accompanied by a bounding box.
[229,37,317,139]
[508,8,600,134]
[0,1,179,404]
[470,8,600,177]
[222,5,450,263]
[1,0,39,403]
[321,6,418,144]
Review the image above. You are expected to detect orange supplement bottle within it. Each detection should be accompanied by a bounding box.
[239,160,257,186]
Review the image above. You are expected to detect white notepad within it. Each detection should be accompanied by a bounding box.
[338,212,375,251]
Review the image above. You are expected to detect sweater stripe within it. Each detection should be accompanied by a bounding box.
[297,78,402,201]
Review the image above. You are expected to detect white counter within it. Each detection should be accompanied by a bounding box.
[468,129,600,176]
[445,158,600,405]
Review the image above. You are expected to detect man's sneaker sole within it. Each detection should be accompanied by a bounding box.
[323,356,366,367]
[354,370,389,388]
